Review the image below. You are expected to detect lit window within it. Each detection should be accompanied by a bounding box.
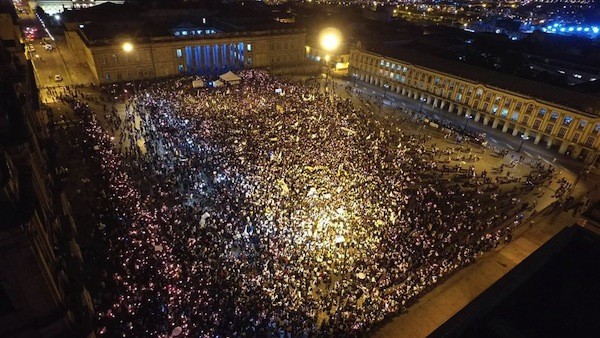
[176,49,183,59]
[203,17,206,24]
[247,44,252,52]
[182,31,188,35]
[380,59,384,66]
[563,116,573,126]
[178,64,184,72]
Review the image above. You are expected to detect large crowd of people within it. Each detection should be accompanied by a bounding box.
[64,70,557,337]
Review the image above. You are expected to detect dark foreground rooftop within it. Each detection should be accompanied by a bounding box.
[430,225,600,338]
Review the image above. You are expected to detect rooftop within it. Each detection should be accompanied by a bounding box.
[431,225,600,338]
[362,42,600,115]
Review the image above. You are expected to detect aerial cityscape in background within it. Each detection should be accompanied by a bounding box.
[1,0,600,337]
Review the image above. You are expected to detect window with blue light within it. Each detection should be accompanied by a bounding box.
[176,49,183,59]
[563,116,573,126]
[182,31,188,35]
[501,108,508,117]
[178,64,184,72]
[511,112,518,121]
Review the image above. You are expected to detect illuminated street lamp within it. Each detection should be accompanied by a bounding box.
[122,42,134,53]
[464,113,473,129]
[517,134,529,152]
[418,97,427,117]
[320,28,341,52]
[319,28,341,95]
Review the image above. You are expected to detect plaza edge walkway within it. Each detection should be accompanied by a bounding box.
[373,183,599,338]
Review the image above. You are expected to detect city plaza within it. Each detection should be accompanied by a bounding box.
[39,62,597,336]
[17,5,599,337]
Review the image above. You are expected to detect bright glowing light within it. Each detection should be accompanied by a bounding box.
[319,28,342,52]
[54,14,60,20]
[122,42,133,53]
[592,27,599,34]
[324,54,330,62]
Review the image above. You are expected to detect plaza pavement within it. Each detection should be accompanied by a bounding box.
[38,54,599,337]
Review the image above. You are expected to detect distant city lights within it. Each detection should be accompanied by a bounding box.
[543,23,600,37]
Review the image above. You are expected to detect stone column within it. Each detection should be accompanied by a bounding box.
[474,112,481,122]
[483,116,490,126]
[512,127,519,136]
[534,134,542,145]
[546,137,553,149]
[558,142,569,155]
[570,146,581,159]
[492,118,499,129]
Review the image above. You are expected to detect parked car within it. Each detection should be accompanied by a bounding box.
[54,74,63,82]
[44,44,53,51]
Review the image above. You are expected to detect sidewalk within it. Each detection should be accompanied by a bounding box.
[373,180,595,338]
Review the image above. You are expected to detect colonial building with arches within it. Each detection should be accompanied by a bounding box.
[349,43,600,164]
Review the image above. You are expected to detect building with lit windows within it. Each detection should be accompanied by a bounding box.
[61,3,306,84]
[0,5,93,335]
[30,0,125,15]
[349,42,600,163]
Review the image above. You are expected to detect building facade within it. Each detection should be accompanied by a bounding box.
[30,0,125,15]
[0,42,93,337]
[0,2,92,334]
[65,25,306,84]
[349,46,600,163]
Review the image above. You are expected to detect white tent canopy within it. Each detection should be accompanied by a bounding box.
[219,71,241,85]
[212,80,224,87]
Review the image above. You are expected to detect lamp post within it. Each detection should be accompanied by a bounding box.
[463,114,473,129]
[418,97,427,118]
[383,83,390,99]
[319,28,341,98]
[517,134,529,152]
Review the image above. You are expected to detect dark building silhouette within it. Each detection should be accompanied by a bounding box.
[0,2,93,337]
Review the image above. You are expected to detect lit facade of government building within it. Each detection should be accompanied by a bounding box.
[62,4,305,85]
[349,43,600,164]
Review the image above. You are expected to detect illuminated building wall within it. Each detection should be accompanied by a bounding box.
[31,0,125,15]
[350,46,600,163]
[65,27,305,84]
